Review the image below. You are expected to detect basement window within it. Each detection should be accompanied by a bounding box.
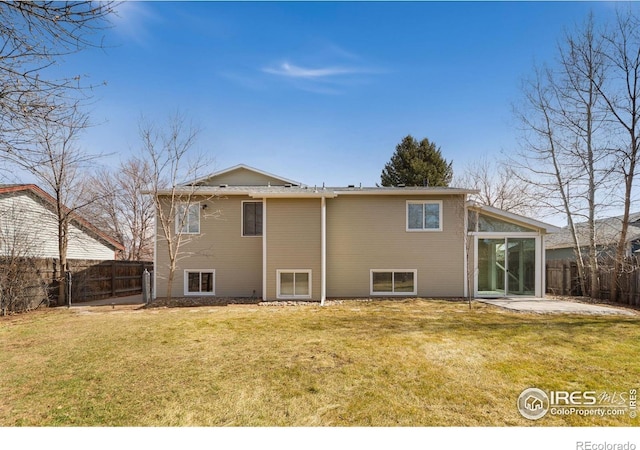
[184,270,215,296]
[370,270,417,295]
[277,270,311,299]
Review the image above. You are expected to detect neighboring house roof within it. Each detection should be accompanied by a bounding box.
[545,211,640,250]
[0,184,124,252]
[468,202,561,234]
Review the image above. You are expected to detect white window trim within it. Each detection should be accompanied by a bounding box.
[406,200,443,232]
[183,269,215,296]
[276,269,312,299]
[370,269,418,296]
[241,200,263,238]
[175,202,200,235]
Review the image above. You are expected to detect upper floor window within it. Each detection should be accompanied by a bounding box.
[243,201,263,237]
[176,203,200,234]
[407,200,442,231]
[467,211,534,233]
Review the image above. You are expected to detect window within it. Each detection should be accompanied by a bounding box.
[370,270,417,295]
[176,203,200,234]
[242,201,263,237]
[277,270,311,299]
[467,211,535,233]
[407,200,442,231]
[184,270,215,296]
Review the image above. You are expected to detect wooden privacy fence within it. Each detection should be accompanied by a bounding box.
[546,258,640,306]
[0,257,49,314]
[546,260,581,296]
[1,258,152,313]
[68,260,153,303]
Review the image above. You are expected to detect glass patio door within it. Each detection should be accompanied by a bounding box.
[477,238,536,296]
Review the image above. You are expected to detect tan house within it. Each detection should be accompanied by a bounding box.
[153,165,559,302]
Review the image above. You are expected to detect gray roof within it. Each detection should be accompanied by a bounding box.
[155,184,477,197]
[545,212,640,249]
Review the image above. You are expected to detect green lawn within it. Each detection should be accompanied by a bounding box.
[0,299,638,426]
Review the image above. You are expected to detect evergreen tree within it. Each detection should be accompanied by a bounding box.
[381,135,453,187]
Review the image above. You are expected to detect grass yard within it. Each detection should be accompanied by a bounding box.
[0,299,638,426]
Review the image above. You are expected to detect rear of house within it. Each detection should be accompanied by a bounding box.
[326,193,466,298]
[154,165,557,301]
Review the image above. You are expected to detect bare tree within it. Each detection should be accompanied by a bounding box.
[141,112,216,301]
[0,1,115,154]
[556,14,611,298]
[83,157,155,261]
[595,9,640,301]
[514,14,615,298]
[515,65,590,296]
[454,157,538,216]
[0,108,103,305]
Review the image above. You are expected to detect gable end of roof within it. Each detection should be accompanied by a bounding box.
[0,184,124,252]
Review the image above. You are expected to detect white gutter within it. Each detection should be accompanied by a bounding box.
[335,188,476,196]
[153,187,476,198]
[250,192,338,199]
[321,196,327,306]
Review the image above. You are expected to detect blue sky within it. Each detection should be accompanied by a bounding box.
[63,1,622,187]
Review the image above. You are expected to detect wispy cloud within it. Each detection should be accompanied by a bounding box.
[216,43,386,95]
[260,55,385,95]
[262,62,361,79]
[111,2,160,46]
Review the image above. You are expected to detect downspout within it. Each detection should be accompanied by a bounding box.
[262,198,267,301]
[321,196,327,306]
[540,233,546,298]
[153,205,157,300]
[463,195,469,299]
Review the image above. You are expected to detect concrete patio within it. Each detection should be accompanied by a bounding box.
[476,297,637,316]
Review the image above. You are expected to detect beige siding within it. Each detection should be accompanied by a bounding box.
[155,195,262,298]
[326,195,467,297]
[155,192,469,299]
[265,198,321,300]
[204,167,293,186]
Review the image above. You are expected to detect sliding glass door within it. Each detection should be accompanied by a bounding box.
[477,237,536,296]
